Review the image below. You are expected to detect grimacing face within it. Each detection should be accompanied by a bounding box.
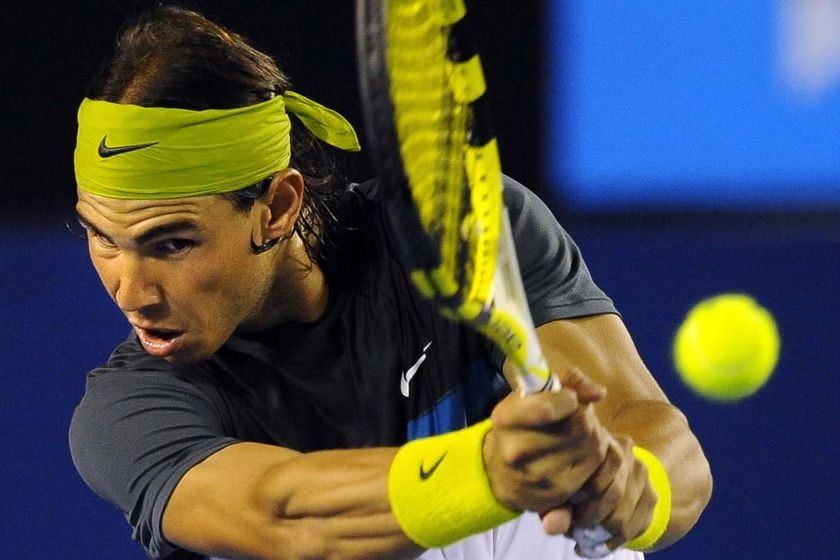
[76,189,285,363]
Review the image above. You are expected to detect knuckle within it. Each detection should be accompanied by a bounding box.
[492,431,539,469]
[577,454,601,480]
[563,365,589,387]
[626,507,654,544]
[604,442,623,470]
[583,491,619,526]
[500,439,531,467]
[614,525,632,544]
[611,468,629,497]
[633,460,650,486]
[532,395,562,423]
[599,485,622,515]
[519,461,558,492]
[594,434,610,462]
[587,448,609,471]
[567,418,600,450]
[490,399,513,426]
[602,514,632,543]
[640,483,659,510]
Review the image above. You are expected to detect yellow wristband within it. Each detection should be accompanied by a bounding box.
[388,419,519,548]
[625,445,672,551]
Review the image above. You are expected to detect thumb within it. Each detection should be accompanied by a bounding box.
[541,506,573,535]
[559,367,606,404]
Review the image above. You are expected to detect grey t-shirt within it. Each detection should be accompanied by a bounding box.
[69,176,616,559]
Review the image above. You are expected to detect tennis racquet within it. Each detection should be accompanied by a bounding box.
[355,0,558,396]
[356,1,615,556]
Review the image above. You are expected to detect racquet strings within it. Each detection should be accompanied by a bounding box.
[384,0,554,390]
[385,0,500,319]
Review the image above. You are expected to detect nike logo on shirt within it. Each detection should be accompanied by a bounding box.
[400,341,432,398]
[97,135,159,158]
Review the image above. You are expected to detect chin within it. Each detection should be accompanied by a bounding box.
[161,341,223,364]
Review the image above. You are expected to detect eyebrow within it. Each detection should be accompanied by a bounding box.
[74,211,201,246]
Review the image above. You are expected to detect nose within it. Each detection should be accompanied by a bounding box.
[112,256,165,314]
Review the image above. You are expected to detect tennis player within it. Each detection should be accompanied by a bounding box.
[69,6,711,560]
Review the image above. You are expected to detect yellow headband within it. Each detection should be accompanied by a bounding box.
[74,91,360,199]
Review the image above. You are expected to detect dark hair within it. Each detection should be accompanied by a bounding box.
[86,5,344,266]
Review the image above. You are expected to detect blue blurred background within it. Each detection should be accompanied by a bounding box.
[2,0,838,558]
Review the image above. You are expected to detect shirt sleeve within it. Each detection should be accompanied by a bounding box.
[486,176,618,368]
[69,341,237,560]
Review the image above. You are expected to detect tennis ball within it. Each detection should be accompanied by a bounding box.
[673,293,779,402]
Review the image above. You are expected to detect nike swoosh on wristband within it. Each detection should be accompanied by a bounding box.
[97,135,159,158]
[419,451,447,480]
[400,341,433,398]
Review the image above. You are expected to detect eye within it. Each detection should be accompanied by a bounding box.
[154,238,195,256]
[89,229,117,248]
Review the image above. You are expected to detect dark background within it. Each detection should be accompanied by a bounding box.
[2,1,838,558]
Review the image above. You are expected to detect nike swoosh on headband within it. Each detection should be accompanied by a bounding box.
[97,135,159,158]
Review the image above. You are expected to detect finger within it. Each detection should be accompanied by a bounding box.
[493,449,607,512]
[492,406,611,470]
[609,474,658,549]
[602,452,652,546]
[491,389,580,430]
[486,422,610,513]
[573,436,631,527]
[491,426,604,470]
[540,506,573,535]
[614,488,656,546]
[557,366,606,404]
[574,436,624,502]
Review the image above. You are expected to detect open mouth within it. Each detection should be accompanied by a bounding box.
[134,326,185,358]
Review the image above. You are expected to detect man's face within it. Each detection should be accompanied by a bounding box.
[76,190,273,363]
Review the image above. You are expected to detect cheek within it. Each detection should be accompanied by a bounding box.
[181,247,266,324]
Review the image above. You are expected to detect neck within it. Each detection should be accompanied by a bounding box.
[240,237,330,331]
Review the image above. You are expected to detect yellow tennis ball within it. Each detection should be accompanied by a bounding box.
[673,294,780,402]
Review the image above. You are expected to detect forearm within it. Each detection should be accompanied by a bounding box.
[254,447,422,560]
[526,314,712,549]
[608,399,712,550]
[555,315,713,547]
[163,442,421,560]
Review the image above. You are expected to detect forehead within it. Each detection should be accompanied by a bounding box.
[75,189,238,233]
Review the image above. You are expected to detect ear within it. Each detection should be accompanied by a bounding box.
[253,168,305,244]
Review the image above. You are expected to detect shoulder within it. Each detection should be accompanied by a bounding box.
[70,337,227,464]
[69,337,235,554]
[501,175,561,232]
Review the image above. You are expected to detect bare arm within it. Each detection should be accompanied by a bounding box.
[162,390,610,560]
[161,312,706,559]
[514,313,712,550]
[162,443,421,560]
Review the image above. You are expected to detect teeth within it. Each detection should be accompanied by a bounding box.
[143,337,169,349]
[144,328,179,341]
